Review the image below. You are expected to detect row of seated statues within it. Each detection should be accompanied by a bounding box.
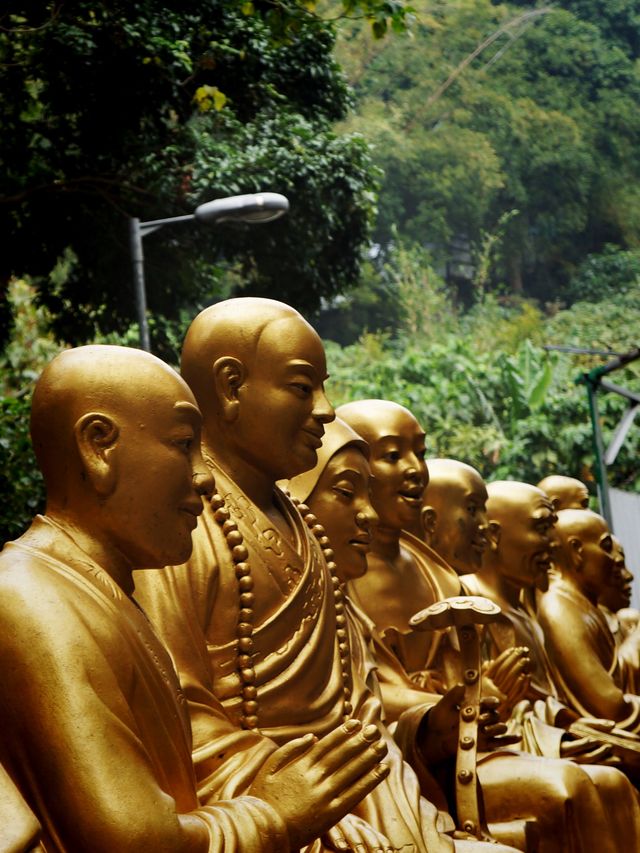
[1,296,639,852]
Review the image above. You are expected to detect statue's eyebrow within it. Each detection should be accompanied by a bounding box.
[174,401,202,423]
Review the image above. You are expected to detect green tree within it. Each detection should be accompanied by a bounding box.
[336,0,640,301]
[0,0,408,350]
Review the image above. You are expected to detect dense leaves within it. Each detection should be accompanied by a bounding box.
[323,247,640,493]
[0,1,399,349]
[337,0,640,300]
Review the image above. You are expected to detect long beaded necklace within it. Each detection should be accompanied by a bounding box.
[210,488,353,730]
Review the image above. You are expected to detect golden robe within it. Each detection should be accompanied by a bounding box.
[0,516,288,853]
[538,575,640,727]
[349,533,640,853]
[135,465,516,853]
[600,604,640,695]
[0,762,42,853]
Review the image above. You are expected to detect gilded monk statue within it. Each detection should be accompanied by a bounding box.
[337,401,640,853]
[0,344,387,852]
[286,419,534,848]
[537,507,640,727]
[134,297,516,853]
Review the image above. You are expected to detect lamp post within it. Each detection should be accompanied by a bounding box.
[129,192,289,351]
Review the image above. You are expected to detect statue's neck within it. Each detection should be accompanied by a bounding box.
[554,562,594,604]
[45,507,134,595]
[370,524,402,562]
[478,557,522,609]
[202,434,275,514]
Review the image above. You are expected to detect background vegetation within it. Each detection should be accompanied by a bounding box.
[1,0,639,543]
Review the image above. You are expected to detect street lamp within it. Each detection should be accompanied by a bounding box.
[129,192,289,351]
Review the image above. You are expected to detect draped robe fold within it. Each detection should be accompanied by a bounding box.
[348,532,640,853]
[0,517,288,853]
[135,465,499,853]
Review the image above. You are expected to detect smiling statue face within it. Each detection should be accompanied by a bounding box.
[307,446,377,581]
[233,316,334,482]
[487,483,557,593]
[339,403,427,533]
[106,379,212,569]
[426,460,489,573]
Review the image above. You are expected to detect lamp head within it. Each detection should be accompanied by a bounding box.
[194,193,289,225]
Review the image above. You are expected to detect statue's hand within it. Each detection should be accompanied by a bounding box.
[249,720,389,850]
[419,683,465,764]
[484,647,531,712]
[323,814,397,852]
[559,732,614,765]
[477,695,510,751]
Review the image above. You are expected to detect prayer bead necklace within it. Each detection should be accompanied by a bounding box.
[294,499,354,723]
[211,489,353,730]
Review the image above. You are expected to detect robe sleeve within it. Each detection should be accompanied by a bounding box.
[0,575,288,853]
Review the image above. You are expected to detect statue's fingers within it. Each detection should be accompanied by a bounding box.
[316,728,387,781]
[481,722,508,738]
[486,648,518,683]
[312,719,364,760]
[263,732,316,773]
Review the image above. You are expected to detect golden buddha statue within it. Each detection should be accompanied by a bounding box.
[134,298,505,853]
[337,402,640,853]
[287,418,532,850]
[0,344,387,852]
[536,475,589,511]
[537,508,640,729]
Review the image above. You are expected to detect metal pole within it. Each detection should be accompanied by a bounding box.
[129,217,151,352]
[584,376,613,528]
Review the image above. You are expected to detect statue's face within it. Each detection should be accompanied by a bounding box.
[576,517,618,602]
[432,466,489,573]
[107,387,211,569]
[307,446,377,581]
[493,491,557,592]
[602,536,632,610]
[366,407,427,532]
[234,318,334,481]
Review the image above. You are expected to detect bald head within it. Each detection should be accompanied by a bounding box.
[31,345,191,496]
[337,400,420,445]
[181,297,312,417]
[29,344,212,575]
[555,508,608,540]
[537,475,589,511]
[554,509,618,602]
[485,481,556,591]
[425,459,488,572]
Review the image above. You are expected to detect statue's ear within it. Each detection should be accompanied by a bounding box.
[568,536,583,571]
[212,356,245,423]
[487,520,501,551]
[74,413,119,497]
[421,506,437,543]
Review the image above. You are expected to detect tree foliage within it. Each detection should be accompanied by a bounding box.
[336,0,640,300]
[0,0,410,350]
[323,244,640,493]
